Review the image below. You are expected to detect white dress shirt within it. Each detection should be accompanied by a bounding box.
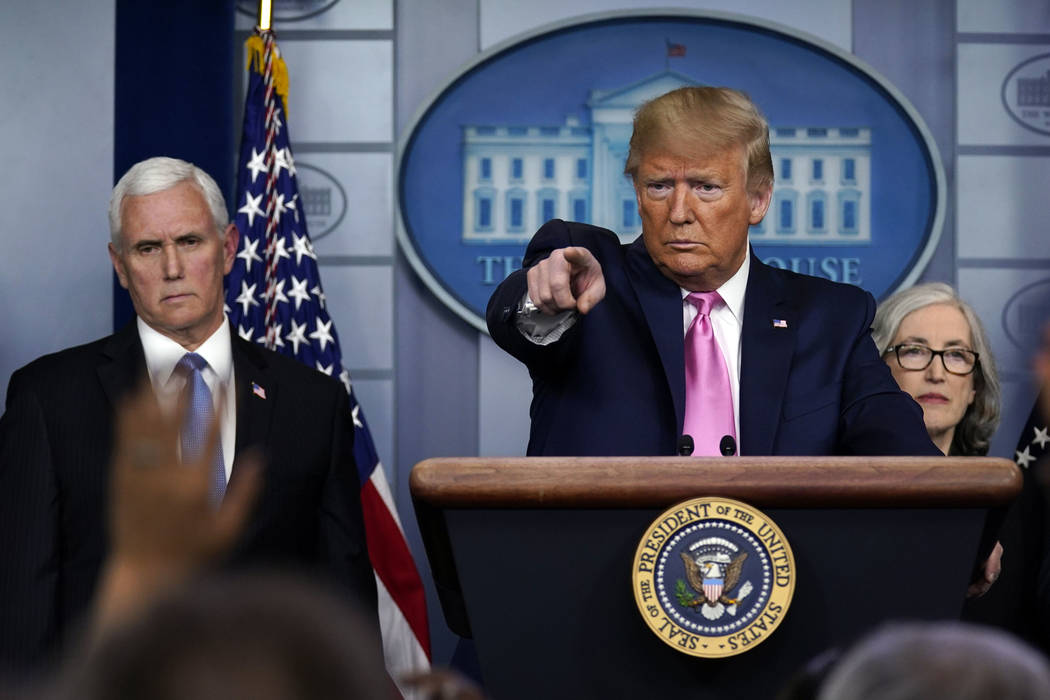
[138,317,237,480]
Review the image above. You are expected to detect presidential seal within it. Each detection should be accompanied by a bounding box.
[632,497,795,658]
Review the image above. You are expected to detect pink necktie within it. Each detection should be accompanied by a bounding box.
[682,292,736,456]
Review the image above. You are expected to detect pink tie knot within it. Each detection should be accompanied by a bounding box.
[686,291,723,317]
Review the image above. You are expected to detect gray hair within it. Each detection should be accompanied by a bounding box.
[871,282,1000,456]
[109,157,229,250]
[817,622,1050,700]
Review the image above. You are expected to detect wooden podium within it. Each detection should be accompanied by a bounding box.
[411,457,1021,699]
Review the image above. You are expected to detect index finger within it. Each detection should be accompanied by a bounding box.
[560,246,596,270]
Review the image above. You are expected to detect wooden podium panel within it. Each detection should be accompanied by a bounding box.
[411,457,1021,699]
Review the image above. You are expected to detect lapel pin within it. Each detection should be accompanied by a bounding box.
[252,382,267,400]
[772,319,788,328]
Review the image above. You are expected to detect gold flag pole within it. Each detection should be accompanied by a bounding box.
[257,0,274,31]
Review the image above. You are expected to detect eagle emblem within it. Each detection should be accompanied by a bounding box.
[632,497,796,658]
[677,548,753,620]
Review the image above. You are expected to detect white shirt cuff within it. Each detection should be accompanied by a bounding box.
[514,293,579,345]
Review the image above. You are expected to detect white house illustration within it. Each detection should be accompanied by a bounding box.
[460,71,871,246]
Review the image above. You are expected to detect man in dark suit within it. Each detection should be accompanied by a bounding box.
[487,87,938,458]
[0,157,377,672]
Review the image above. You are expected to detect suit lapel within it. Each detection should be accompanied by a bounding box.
[97,321,148,409]
[625,237,687,433]
[740,253,795,455]
[231,333,275,468]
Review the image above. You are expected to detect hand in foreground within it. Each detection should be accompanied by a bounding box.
[94,382,261,630]
[966,540,1003,599]
[526,246,606,315]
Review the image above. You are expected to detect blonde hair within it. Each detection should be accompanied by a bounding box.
[624,86,774,194]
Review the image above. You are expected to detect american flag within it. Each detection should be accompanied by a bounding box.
[1014,393,1049,471]
[225,29,431,683]
[666,40,686,58]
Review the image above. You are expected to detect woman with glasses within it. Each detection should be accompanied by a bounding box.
[873,282,1009,603]
[872,282,1000,456]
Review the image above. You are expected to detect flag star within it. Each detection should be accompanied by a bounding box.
[271,235,292,263]
[316,361,333,376]
[1033,426,1049,449]
[309,318,335,352]
[237,235,263,272]
[285,319,308,354]
[269,327,285,350]
[246,147,268,183]
[311,284,327,309]
[265,279,290,306]
[238,191,265,227]
[224,302,232,315]
[271,111,283,135]
[351,403,363,428]
[339,368,352,395]
[1016,445,1035,469]
[271,193,288,224]
[237,325,254,342]
[288,275,311,310]
[290,193,301,223]
[273,147,290,176]
[264,323,285,350]
[235,281,260,316]
[285,149,296,177]
[292,233,317,265]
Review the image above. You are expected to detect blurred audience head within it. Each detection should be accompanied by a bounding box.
[49,572,388,700]
[872,282,1000,455]
[817,621,1050,700]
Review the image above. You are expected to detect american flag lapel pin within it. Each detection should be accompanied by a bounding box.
[772,318,788,328]
[252,382,267,400]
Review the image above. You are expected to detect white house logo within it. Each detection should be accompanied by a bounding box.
[1002,277,1050,352]
[236,0,339,22]
[632,497,795,658]
[462,72,871,251]
[398,10,944,331]
[293,162,347,241]
[1001,53,1050,136]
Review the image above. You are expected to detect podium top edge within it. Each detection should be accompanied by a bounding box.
[408,456,1023,509]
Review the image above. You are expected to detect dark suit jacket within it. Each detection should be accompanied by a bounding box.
[487,219,939,457]
[0,321,377,670]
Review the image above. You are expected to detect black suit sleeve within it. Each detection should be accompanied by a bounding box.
[317,386,379,636]
[486,219,600,371]
[837,291,941,456]
[0,370,61,671]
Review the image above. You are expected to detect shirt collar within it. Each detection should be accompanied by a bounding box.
[680,246,750,322]
[138,316,234,389]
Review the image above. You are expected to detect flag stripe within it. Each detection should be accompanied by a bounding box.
[363,477,431,654]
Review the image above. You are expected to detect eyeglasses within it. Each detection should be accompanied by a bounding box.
[885,344,979,376]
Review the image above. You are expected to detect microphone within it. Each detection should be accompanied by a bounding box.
[719,435,737,456]
[677,435,694,456]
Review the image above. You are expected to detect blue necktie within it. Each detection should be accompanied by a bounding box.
[176,353,226,504]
